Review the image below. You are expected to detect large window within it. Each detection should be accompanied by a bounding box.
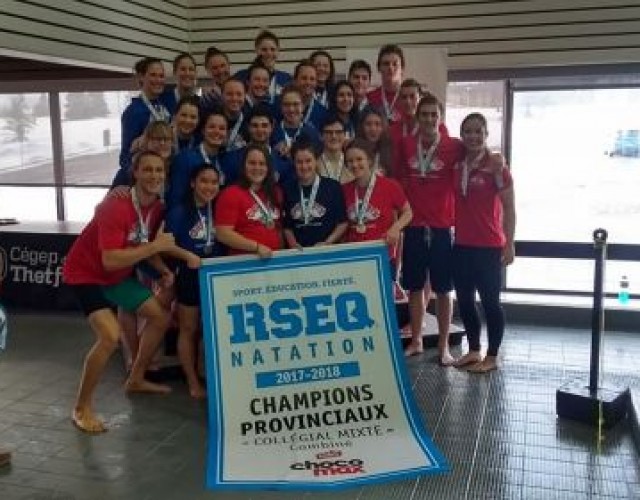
[0,93,53,185]
[508,84,640,295]
[0,84,132,222]
[446,81,504,151]
[61,90,130,186]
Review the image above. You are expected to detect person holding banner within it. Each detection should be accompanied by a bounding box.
[215,144,283,257]
[63,151,188,433]
[453,113,516,373]
[343,138,412,263]
[166,163,224,397]
[367,44,405,123]
[283,140,348,248]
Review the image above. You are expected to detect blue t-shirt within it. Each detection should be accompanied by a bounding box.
[166,148,238,210]
[235,68,292,102]
[118,96,171,173]
[165,202,225,259]
[270,121,322,152]
[283,176,347,247]
[272,96,328,131]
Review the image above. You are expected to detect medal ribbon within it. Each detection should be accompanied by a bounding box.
[199,144,225,185]
[299,174,321,225]
[140,92,170,122]
[381,86,400,121]
[131,187,152,243]
[250,189,275,227]
[354,173,377,227]
[417,133,440,176]
[320,153,344,181]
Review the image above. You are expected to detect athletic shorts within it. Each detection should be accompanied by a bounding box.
[176,266,201,307]
[69,278,153,317]
[401,226,453,294]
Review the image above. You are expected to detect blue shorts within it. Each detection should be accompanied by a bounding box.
[401,226,453,294]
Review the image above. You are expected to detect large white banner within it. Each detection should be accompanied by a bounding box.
[199,242,447,491]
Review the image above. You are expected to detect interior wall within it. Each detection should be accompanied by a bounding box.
[189,0,640,75]
[0,0,190,73]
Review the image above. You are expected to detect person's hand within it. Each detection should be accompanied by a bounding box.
[130,135,145,154]
[487,152,506,174]
[275,141,290,158]
[314,241,329,247]
[158,270,174,289]
[255,243,273,259]
[186,253,201,269]
[384,225,401,247]
[502,242,515,266]
[152,223,175,252]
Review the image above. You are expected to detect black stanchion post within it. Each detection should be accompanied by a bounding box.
[556,228,630,428]
[589,229,606,394]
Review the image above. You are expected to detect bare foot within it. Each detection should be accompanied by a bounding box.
[438,348,456,367]
[404,342,424,357]
[454,351,483,367]
[467,356,498,373]
[125,378,171,394]
[189,383,207,400]
[72,407,107,434]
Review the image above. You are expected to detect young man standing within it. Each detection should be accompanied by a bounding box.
[63,151,196,433]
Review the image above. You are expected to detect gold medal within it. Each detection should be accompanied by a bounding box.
[265,220,275,229]
[356,223,367,234]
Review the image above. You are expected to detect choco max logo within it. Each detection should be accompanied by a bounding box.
[290,451,365,477]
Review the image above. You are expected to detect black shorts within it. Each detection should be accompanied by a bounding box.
[176,266,201,307]
[69,284,114,317]
[401,226,453,294]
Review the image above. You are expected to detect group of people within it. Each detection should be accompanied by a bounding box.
[61,31,516,434]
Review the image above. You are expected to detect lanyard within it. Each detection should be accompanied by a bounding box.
[381,86,400,121]
[320,153,344,181]
[199,143,225,185]
[460,151,502,197]
[354,173,377,227]
[227,112,245,150]
[131,187,152,243]
[281,122,303,147]
[250,189,275,227]
[402,121,418,138]
[140,92,169,122]
[196,200,214,251]
[358,97,368,112]
[417,133,440,176]
[299,174,321,225]
[269,74,281,100]
[316,88,328,107]
[303,98,316,125]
